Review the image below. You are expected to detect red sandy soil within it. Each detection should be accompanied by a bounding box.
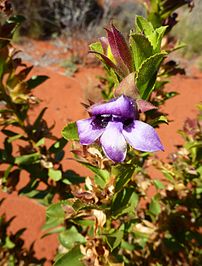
[0,40,202,265]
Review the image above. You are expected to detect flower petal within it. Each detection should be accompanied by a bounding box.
[76,118,104,145]
[89,95,136,118]
[123,120,164,152]
[100,122,127,162]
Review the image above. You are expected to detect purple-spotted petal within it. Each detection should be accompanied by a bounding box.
[89,95,136,118]
[76,118,104,145]
[123,120,164,152]
[100,122,127,162]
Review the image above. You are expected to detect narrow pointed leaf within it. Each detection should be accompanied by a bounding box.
[136,52,166,99]
[135,16,154,36]
[106,227,124,251]
[114,164,136,192]
[111,187,138,219]
[89,50,124,78]
[106,24,132,74]
[15,153,40,165]
[130,33,153,70]
[155,26,168,52]
[135,16,158,50]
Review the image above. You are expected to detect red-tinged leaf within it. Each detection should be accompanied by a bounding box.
[99,37,109,54]
[106,24,133,74]
[89,50,125,78]
[114,72,139,99]
[136,99,157,112]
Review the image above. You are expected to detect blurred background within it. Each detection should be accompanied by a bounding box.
[6,0,201,68]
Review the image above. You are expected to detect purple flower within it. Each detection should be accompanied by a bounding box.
[76,95,164,162]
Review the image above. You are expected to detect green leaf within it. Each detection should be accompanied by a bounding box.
[62,122,79,141]
[54,246,84,266]
[89,41,103,54]
[81,162,109,179]
[121,239,135,251]
[153,179,165,190]
[46,202,65,219]
[4,236,15,249]
[114,164,136,192]
[94,174,107,189]
[42,226,65,238]
[130,33,153,70]
[2,164,13,185]
[59,226,86,249]
[27,75,49,90]
[149,196,161,216]
[135,16,154,37]
[81,162,110,185]
[136,52,166,99]
[43,202,66,230]
[15,152,40,165]
[106,226,124,251]
[149,115,168,127]
[161,169,174,181]
[36,137,45,147]
[111,187,138,219]
[155,26,167,52]
[135,16,167,52]
[148,12,162,29]
[8,134,24,143]
[48,168,62,181]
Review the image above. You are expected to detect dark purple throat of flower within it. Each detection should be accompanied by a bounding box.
[76,95,164,162]
[91,114,134,130]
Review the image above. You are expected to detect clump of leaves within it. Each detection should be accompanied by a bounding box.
[0,2,84,205]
